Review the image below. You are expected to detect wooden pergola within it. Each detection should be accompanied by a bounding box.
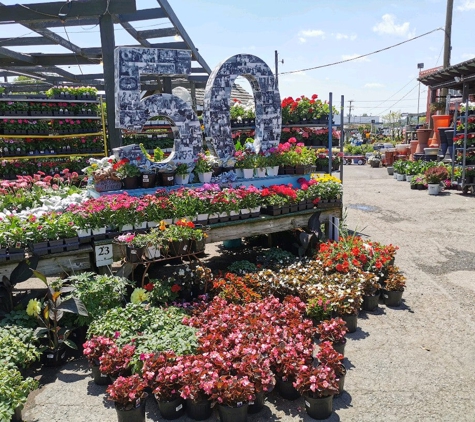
[0,0,211,148]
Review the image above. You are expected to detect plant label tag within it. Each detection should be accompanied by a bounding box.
[95,243,113,267]
[15,242,21,248]
[100,373,108,378]
[47,354,54,359]
[167,176,174,181]
[143,175,149,181]
[249,401,254,405]
[305,400,310,407]
[237,402,243,407]
[176,404,183,411]
[183,244,188,251]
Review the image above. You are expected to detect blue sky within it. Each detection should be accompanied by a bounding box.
[3,0,475,118]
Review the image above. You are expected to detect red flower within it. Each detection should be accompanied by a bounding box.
[171,284,181,293]
[144,283,154,292]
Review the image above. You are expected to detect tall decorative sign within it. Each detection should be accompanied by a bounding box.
[114,47,202,163]
[203,54,281,160]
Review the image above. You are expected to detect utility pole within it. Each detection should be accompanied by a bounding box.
[348,100,353,125]
[441,0,453,100]
[275,50,283,88]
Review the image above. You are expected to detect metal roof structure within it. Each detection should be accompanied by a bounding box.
[0,0,213,147]
[418,57,475,93]
[0,0,210,91]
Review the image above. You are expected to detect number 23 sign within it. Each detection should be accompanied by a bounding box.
[114,48,281,162]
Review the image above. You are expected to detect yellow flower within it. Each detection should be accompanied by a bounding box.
[131,288,149,304]
[159,220,167,231]
[26,299,41,318]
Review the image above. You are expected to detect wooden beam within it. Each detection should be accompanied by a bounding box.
[205,208,342,244]
[0,47,36,64]
[0,36,55,47]
[0,0,136,23]
[156,0,211,74]
[137,27,178,39]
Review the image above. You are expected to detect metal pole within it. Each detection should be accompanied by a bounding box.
[340,95,344,184]
[417,81,421,123]
[328,92,333,175]
[462,83,468,190]
[275,50,279,88]
[451,101,459,180]
[441,0,453,100]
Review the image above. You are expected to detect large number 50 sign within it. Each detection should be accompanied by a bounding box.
[115,48,281,162]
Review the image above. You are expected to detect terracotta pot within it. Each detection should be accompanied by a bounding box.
[415,129,432,153]
[431,115,451,146]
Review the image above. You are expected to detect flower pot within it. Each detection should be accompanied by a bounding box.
[239,209,250,220]
[217,403,249,422]
[248,391,265,414]
[242,168,254,179]
[64,237,79,251]
[229,210,240,221]
[284,165,296,175]
[432,114,451,146]
[175,173,190,185]
[141,173,156,188]
[276,378,300,400]
[250,206,261,218]
[134,222,147,230]
[416,128,432,153]
[405,175,414,183]
[197,171,212,183]
[208,213,219,224]
[331,340,346,356]
[160,171,176,186]
[91,364,111,385]
[42,347,67,367]
[115,394,147,422]
[120,224,134,232]
[144,245,161,260]
[362,293,379,312]
[265,166,276,177]
[48,239,65,254]
[31,241,49,256]
[77,228,92,237]
[281,205,290,215]
[341,313,358,333]
[383,289,404,307]
[428,183,440,195]
[186,399,212,421]
[191,238,206,253]
[337,365,346,396]
[157,396,185,420]
[264,205,282,216]
[126,246,144,263]
[254,168,266,178]
[304,394,333,420]
[169,240,190,256]
[123,175,139,190]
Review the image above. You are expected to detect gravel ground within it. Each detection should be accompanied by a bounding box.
[21,165,475,422]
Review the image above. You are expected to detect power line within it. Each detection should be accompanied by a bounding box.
[280,27,443,75]
[378,84,420,116]
[352,98,424,102]
[365,78,417,115]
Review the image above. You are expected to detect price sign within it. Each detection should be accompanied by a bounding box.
[95,243,113,267]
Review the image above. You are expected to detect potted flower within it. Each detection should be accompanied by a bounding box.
[194,152,218,183]
[306,296,332,325]
[26,274,89,366]
[293,364,339,420]
[106,374,148,422]
[174,162,191,185]
[424,165,449,195]
[0,366,38,422]
[315,318,348,356]
[83,335,116,385]
[207,374,256,421]
[99,343,136,378]
[114,158,141,189]
[315,341,346,395]
[358,271,381,311]
[263,146,281,176]
[383,265,406,307]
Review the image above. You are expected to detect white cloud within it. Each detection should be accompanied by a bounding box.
[335,33,357,41]
[372,14,414,38]
[341,54,370,63]
[364,83,385,88]
[457,0,475,10]
[461,53,475,60]
[298,29,325,42]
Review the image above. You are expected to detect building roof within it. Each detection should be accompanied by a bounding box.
[418,57,475,92]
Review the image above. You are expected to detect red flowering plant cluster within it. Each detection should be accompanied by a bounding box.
[317,235,398,275]
[99,343,136,377]
[106,374,148,410]
[315,341,346,379]
[184,295,314,388]
[261,184,298,207]
[297,177,321,204]
[315,318,348,344]
[293,364,339,399]
[281,94,338,124]
[83,336,116,366]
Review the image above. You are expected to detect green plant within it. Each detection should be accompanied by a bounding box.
[174,162,190,175]
[116,162,141,179]
[227,260,258,275]
[0,366,38,421]
[67,273,133,327]
[424,165,449,184]
[27,272,88,351]
[392,160,407,174]
[306,296,332,323]
[0,325,41,369]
